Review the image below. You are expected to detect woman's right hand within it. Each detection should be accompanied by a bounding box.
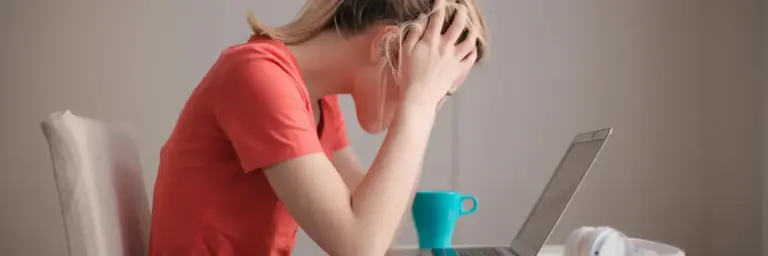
[399,0,479,109]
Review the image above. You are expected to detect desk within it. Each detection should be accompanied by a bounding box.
[540,239,685,256]
[389,239,684,256]
[386,246,562,256]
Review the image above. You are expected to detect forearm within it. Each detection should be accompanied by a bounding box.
[333,149,367,192]
[350,103,436,251]
[342,168,365,192]
[263,103,437,255]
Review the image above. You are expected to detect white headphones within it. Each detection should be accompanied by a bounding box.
[564,226,660,256]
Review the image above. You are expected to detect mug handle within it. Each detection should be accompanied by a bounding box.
[459,195,478,216]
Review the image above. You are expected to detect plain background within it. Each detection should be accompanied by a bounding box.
[0,0,765,255]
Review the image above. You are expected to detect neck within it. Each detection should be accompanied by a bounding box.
[287,31,356,102]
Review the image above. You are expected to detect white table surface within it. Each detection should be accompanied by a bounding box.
[391,239,685,256]
[388,245,563,255]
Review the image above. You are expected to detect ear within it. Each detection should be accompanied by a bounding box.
[366,25,401,64]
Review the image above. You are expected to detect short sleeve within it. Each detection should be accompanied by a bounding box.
[212,47,323,172]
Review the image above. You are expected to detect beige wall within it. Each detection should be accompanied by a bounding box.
[0,0,763,256]
[764,2,768,254]
[700,1,764,255]
[764,47,768,256]
[764,0,768,253]
[457,0,704,253]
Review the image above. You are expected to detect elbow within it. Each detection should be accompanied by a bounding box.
[328,247,380,256]
[332,246,388,256]
[321,233,390,256]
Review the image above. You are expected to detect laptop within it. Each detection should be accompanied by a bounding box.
[387,128,612,256]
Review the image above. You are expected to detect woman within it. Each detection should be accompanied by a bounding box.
[149,0,489,255]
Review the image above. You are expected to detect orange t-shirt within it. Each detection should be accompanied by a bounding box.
[149,37,349,255]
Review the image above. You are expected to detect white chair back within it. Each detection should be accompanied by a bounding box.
[41,110,149,256]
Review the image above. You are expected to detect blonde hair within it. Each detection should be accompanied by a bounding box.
[247,0,489,62]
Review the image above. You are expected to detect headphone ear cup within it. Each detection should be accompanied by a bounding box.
[565,227,594,256]
[597,229,627,256]
[581,227,612,256]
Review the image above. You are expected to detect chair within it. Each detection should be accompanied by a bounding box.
[41,110,150,256]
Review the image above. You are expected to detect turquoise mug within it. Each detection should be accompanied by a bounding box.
[412,190,478,249]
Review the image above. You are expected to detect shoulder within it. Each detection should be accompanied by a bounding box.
[206,39,325,172]
[209,37,309,107]
[219,37,302,81]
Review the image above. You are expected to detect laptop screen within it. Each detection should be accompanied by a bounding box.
[512,133,607,254]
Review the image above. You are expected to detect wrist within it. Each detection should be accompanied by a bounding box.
[386,100,437,146]
[395,100,437,121]
[389,101,437,130]
[401,83,441,108]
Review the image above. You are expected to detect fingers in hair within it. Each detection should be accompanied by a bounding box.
[424,0,447,42]
[444,5,469,43]
[455,27,479,59]
[402,14,428,52]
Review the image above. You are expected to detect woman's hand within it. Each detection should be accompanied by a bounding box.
[399,0,478,109]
